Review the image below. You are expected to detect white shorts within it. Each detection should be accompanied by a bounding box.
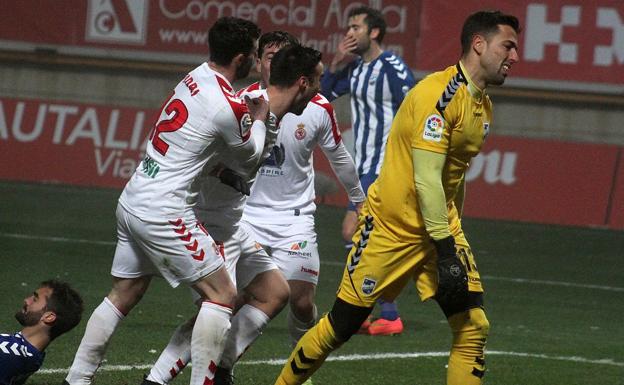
[190,224,278,303]
[219,225,277,290]
[240,216,319,285]
[111,205,224,288]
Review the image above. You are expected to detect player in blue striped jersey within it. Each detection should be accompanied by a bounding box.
[320,5,415,336]
[0,280,83,385]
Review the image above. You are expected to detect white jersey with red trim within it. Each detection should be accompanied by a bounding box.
[119,63,254,220]
[195,88,269,236]
[240,83,344,222]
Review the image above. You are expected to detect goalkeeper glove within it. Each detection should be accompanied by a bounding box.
[433,236,469,313]
[217,168,250,196]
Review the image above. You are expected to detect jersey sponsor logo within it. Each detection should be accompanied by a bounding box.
[361,277,377,295]
[263,143,285,168]
[295,124,306,140]
[85,0,148,44]
[290,241,307,250]
[141,155,160,178]
[423,114,444,142]
[288,241,312,258]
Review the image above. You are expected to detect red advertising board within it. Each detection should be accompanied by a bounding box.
[1,1,622,91]
[0,97,155,188]
[1,96,621,230]
[0,0,419,66]
[607,149,624,229]
[313,132,623,230]
[416,0,624,90]
[462,136,620,229]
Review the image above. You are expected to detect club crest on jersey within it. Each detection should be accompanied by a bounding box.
[295,124,306,140]
[361,277,377,295]
[483,122,490,140]
[240,113,252,140]
[423,114,444,142]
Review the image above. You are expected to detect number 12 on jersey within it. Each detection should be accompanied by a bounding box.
[149,97,189,156]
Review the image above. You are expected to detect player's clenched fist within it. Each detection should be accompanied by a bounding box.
[433,236,469,312]
[245,95,270,123]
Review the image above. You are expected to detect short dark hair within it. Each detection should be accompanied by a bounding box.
[258,31,299,58]
[208,17,261,66]
[269,44,322,87]
[41,280,84,340]
[460,10,521,55]
[348,6,387,43]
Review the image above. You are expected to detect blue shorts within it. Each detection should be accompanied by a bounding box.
[347,173,378,211]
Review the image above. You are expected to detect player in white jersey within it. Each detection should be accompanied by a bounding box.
[62,18,312,385]
[320,6,416,335]
[240,31,364,353]
[138,33,359,385]
[138,40,327,385]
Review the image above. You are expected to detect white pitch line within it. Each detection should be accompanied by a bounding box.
[37,350,624,374]
[480,275,624,292]
[2,232,623,293]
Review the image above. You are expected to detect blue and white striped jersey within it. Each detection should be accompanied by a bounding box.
[0,332,45,385]
[321,51,415,176]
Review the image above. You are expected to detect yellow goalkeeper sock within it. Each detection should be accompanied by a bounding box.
[274,314,342,385]
[446,307,490,385]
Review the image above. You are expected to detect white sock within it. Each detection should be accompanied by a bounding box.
[190,301,232,385]
[219,304,271,369]
[146,319,193,384]
[65,298,124,385]
[287,305,317,346]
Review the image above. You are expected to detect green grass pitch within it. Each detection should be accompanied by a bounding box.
[1,181,623,384]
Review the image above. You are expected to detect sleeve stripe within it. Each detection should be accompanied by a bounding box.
[311,94,342,145]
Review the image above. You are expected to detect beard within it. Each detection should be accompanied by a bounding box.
[489,71,507,86]
[235,55,254,80]
[15,308,44,327]
[351,40,370,56]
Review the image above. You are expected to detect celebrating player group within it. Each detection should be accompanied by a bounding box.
[6,6,520,385]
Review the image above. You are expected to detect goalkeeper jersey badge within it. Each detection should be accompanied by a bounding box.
[361,277,377,295]
[483,122,490,140]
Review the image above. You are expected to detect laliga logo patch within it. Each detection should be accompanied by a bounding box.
[361,277,377,295]
[483,122,490,140]
[295,123,306,140]
[240,113,252,138]
[423,114,444,142]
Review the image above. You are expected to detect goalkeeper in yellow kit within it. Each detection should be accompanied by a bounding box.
[275,10,520,385]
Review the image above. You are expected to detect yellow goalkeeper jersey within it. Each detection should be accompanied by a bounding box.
[367,61,492,241]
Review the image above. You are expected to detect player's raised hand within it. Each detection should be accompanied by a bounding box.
[330,35,358,72]
[433,236,469,314]
[245,95,270,123]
